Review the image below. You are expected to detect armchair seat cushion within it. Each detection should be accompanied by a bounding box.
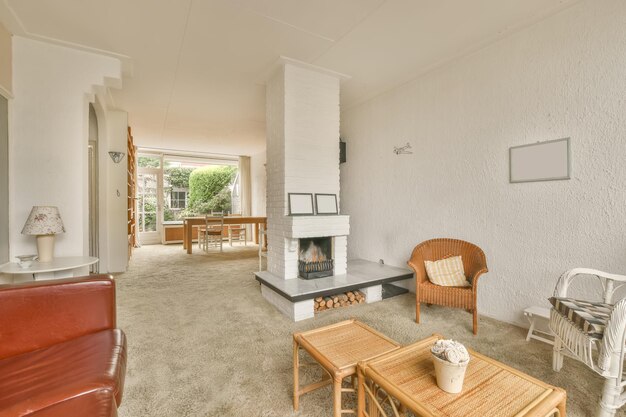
[424,256,470,287]
[549,296,613,339]
[0,329,127,417]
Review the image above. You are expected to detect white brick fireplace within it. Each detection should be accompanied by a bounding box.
[257,58,410,322]
[265,58,350,281]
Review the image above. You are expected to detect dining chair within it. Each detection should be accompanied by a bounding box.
[228,213,247,246]
[199,215,224,252]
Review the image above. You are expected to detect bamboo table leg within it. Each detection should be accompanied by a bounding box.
[186,220,193,254]
[182,221,187,250]
[557,391,566,417]
[358,367,366,417]
[293,338,300,411]
[333,375,342,417]
[293,339,334,412]
[293,321,399,417]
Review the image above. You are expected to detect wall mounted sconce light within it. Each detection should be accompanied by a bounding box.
[393,142,412,155]
[108,151,125,163]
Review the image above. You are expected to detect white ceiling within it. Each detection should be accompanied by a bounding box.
[2,0,581,155]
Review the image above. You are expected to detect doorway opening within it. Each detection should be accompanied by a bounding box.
[135,152,239,246]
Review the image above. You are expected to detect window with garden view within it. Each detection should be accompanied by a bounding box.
[136,154,239,234]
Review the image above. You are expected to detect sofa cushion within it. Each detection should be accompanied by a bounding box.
[0,329,126,417]
[549,297,613,339]
[424,255,470,287]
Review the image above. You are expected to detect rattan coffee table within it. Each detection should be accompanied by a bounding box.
[293,319,401,417]
[357,334,566,417]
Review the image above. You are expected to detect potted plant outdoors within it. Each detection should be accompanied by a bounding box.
[431,339,471,394]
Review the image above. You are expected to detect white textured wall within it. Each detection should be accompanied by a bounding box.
[0,21,11,97]
[0,23,10,266]
[104,110,129,272]
[90,96,130,274]
[340,0,626,326]
[0,96,8,265]
[10,37,122,261]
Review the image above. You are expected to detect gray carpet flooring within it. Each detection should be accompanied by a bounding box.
[116,244,619,417]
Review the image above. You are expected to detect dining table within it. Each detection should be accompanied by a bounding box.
[183,216,267,254]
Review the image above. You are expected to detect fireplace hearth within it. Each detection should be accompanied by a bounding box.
[298,237,334,279]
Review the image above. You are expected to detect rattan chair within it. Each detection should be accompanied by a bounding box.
[550,268,626,417]
[407,238,488,335]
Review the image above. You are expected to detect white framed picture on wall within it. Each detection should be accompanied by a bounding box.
[509,138,571,183]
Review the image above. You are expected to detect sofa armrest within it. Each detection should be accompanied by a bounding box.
[0,275,117,360]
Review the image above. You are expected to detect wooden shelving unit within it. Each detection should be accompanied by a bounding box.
[127,126,138,258]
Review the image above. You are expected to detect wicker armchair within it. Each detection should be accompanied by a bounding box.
[550,268,626,417]
[407,238,488,335]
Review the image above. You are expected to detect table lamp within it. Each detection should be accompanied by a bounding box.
[21,206,66,262]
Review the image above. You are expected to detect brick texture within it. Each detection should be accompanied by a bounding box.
[266,62,350,280]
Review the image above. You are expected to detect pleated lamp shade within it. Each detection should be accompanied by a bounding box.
[21,206,65,262]
[21,206,66,235]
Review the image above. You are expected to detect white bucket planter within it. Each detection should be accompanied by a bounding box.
[432,353,470,394]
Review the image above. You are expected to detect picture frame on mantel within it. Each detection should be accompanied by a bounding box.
[315,194,338,215]
[288,193,314,216]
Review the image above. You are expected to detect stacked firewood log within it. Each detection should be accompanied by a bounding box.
[313,291,365,313]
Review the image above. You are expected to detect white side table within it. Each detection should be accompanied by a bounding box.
[0,256,99,281]
[523,306,554,345]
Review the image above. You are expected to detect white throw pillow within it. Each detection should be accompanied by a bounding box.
[424,256,470,287]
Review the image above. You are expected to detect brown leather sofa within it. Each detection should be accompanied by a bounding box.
[0,275,127,417]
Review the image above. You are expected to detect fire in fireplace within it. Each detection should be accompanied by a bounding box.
[298,237,333,279]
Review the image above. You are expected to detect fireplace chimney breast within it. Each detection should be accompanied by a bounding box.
[265,58,350,280]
